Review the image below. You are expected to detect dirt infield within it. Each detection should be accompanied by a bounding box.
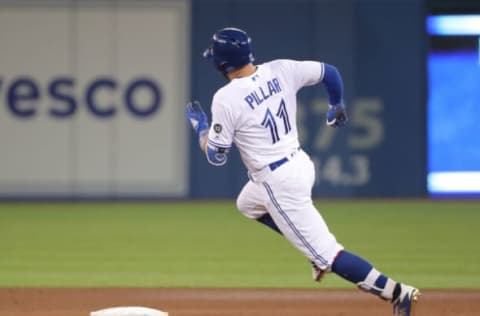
[1,288,479,316]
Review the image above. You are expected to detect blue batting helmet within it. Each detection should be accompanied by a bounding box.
[203,27,254,74]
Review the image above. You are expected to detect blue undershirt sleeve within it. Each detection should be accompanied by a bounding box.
[322,63,344,105]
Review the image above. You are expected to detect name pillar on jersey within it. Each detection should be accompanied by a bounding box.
[244,78,282,110]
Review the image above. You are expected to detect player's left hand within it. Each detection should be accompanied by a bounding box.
[326,104,348,128]
[186,100,209,134]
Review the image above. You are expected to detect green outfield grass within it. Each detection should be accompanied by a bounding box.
[0,200,479,288]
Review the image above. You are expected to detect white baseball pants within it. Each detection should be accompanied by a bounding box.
[236,149,343,270]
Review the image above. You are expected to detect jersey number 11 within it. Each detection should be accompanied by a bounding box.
[261,98,291,144]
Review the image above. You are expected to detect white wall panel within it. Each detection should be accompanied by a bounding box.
[73,8,116,194]
[115,4,188,195]
[0,1,190,198]
[0,6,71,193]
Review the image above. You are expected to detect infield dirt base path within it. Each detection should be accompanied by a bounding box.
[1,288,479,316]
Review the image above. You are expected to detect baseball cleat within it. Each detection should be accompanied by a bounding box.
[392,284,421,316]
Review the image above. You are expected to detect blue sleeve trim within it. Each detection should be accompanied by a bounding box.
[322,63,344,105]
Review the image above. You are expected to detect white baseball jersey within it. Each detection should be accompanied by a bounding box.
[207,59,325,172]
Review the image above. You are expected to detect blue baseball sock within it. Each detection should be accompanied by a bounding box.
[332,250,399,301]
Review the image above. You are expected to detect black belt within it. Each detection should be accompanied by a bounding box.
[268,157,288,171]
[268,148,300,171]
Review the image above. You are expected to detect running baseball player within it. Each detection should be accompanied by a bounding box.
[186,27,420,316]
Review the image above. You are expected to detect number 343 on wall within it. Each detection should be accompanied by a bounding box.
[298,98,384,187]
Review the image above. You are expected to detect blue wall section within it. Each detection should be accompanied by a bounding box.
[189,0,427,198]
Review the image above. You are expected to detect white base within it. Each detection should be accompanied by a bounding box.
[90,306,168,316]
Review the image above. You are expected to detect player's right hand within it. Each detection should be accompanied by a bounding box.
[326,104,348,128]
[186,100,209,134]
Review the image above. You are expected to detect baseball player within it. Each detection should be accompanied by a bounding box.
[186,27,420,316]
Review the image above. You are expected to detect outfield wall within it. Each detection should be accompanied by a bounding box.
[0,0,190,198]
[190,0,427,198]
[0,0,427,199]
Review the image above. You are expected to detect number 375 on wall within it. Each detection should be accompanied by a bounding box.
[298,98,384,187]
